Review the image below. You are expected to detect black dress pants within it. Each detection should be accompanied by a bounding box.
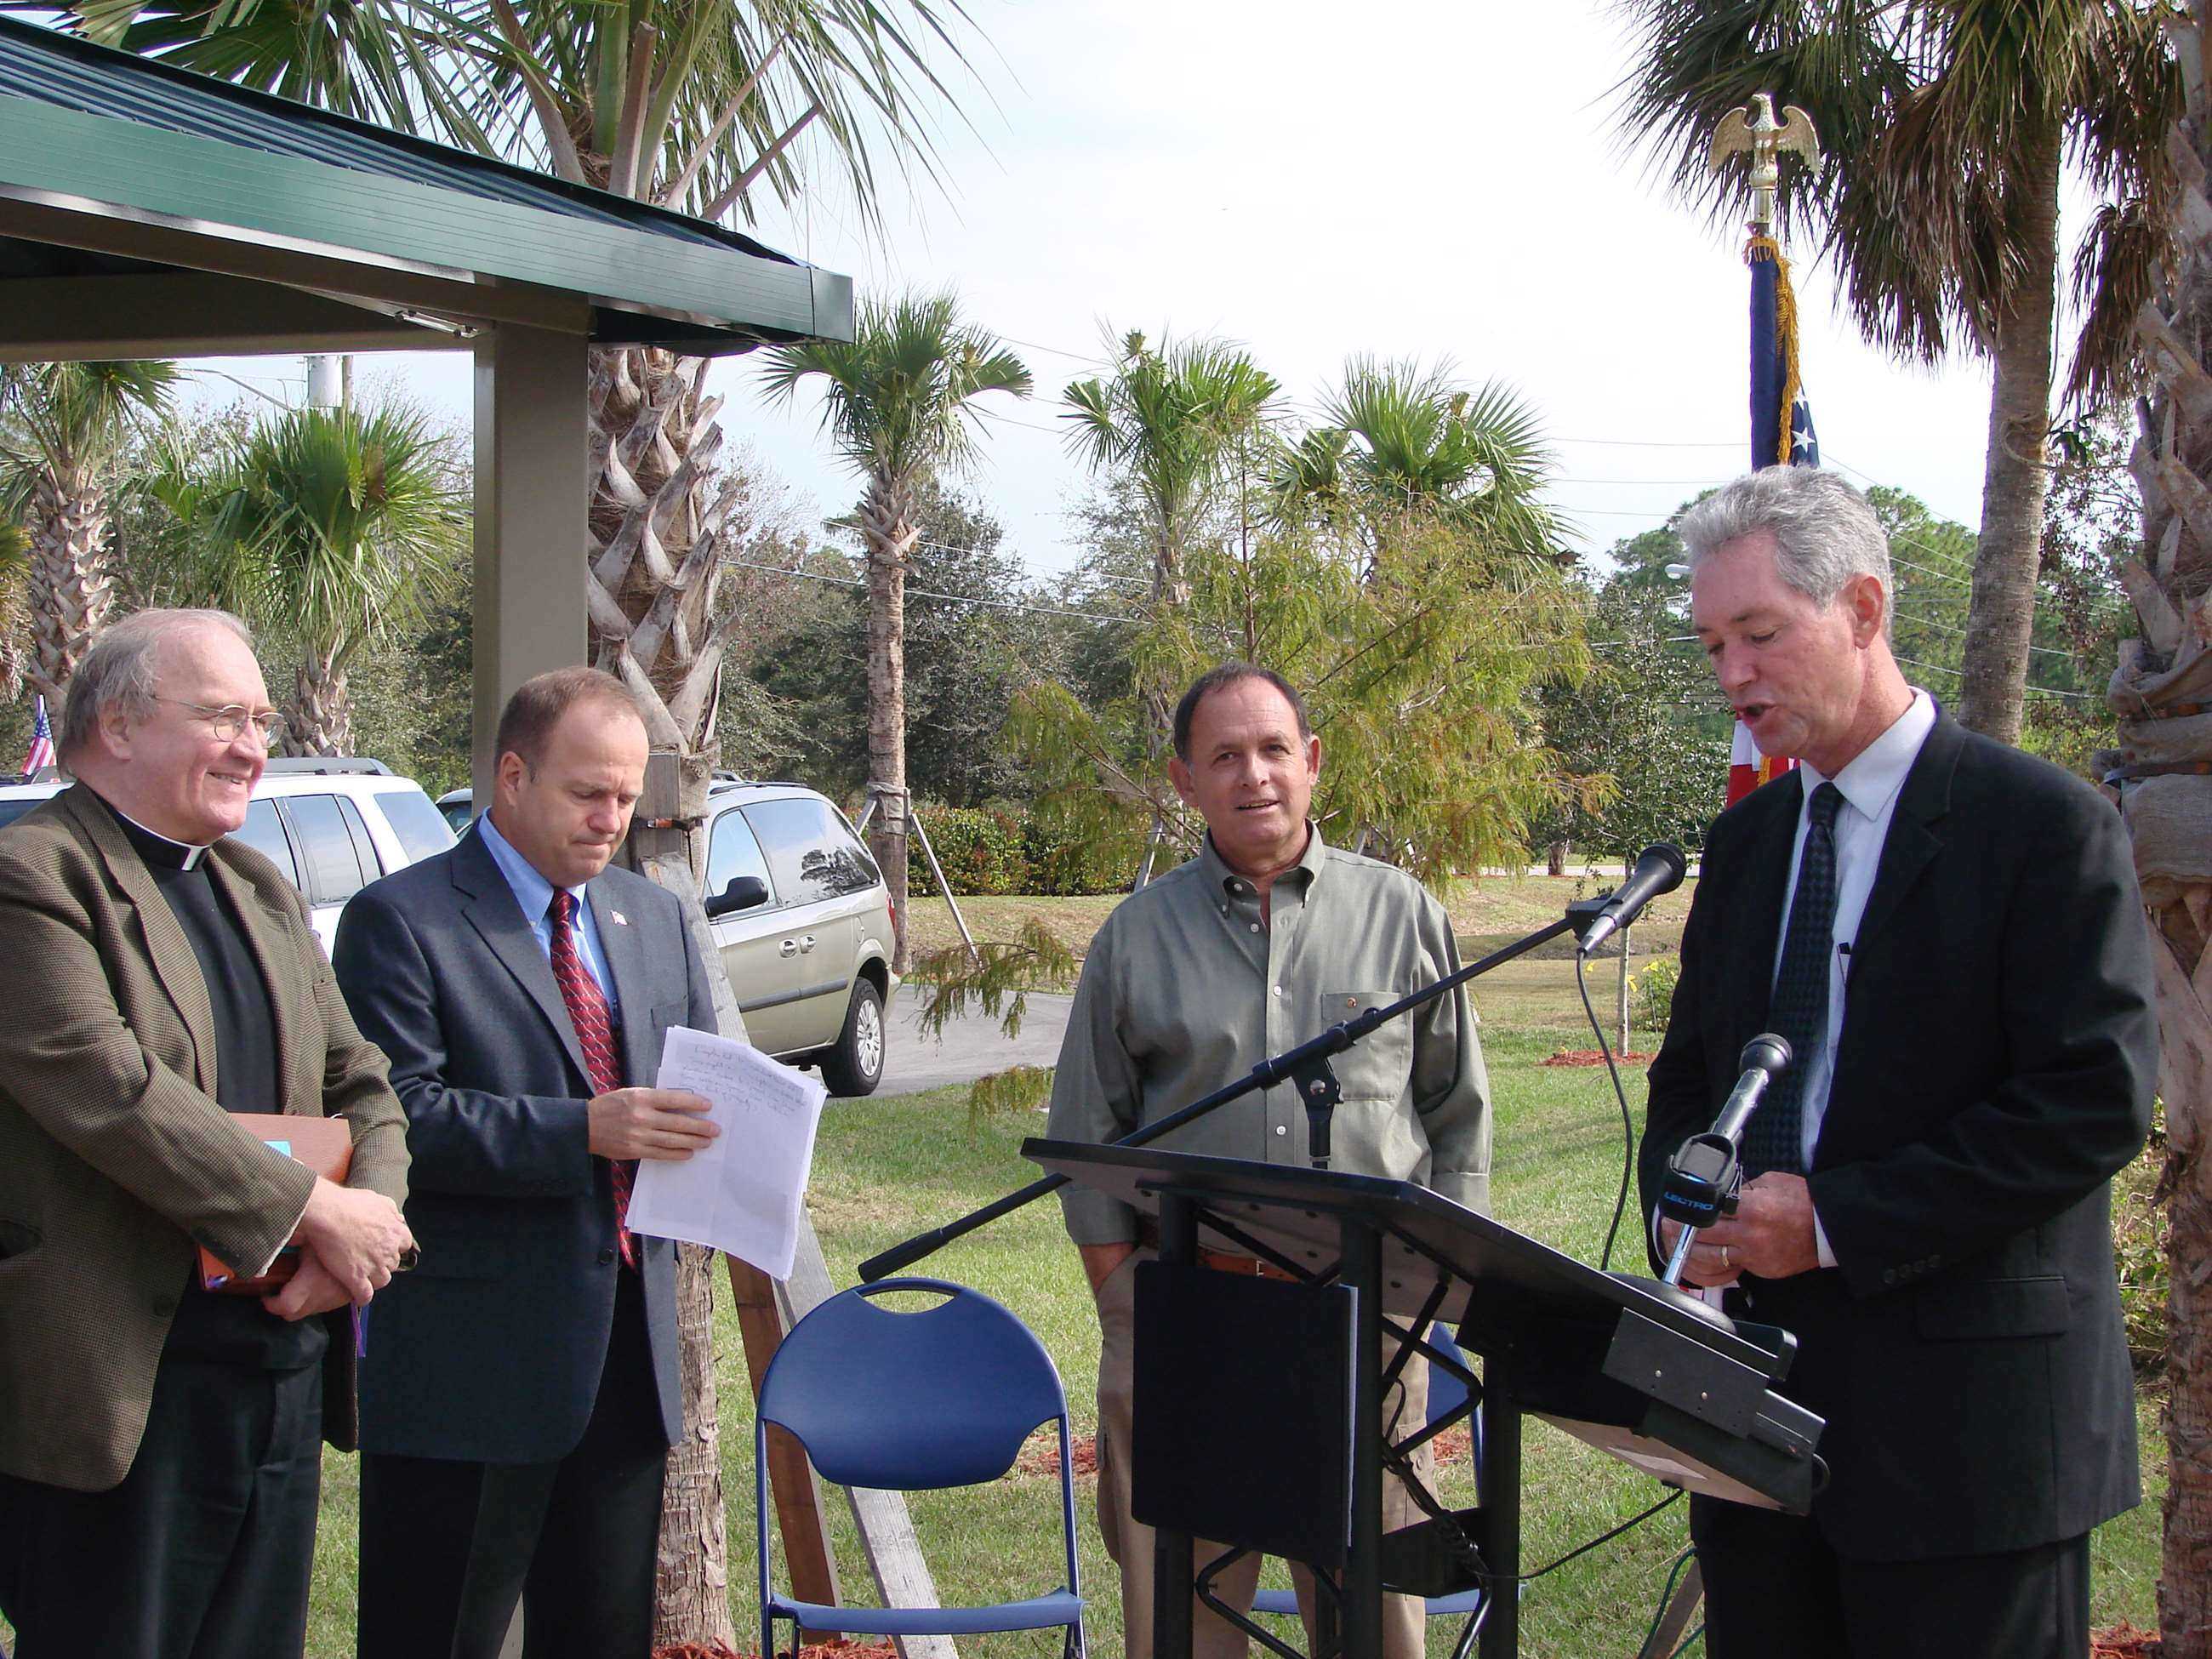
[1690,1495,2092,1659]
[356,1270,669,1659]
[0,1355,323,1659]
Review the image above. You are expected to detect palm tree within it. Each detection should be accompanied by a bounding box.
[36,0,997,786]
[1063,329,1282,611]
[0,361,178,703]
[155,405,468,755]
[1613,0,2178,744]
[760,289,1029,972]
[2118,4,2212,1645]
[1284,356,1564,573]
[1062,331,1280,820]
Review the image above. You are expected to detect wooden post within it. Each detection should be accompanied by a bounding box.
[1636,1559,1703,1659]
[728,1254,845,1645]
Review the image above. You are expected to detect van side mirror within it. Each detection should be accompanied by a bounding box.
[703,875,769,919]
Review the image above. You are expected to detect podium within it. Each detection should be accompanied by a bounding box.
[1027,1138,1826,1659]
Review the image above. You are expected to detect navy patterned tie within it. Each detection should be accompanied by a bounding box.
[1744,781,1844,1177]
[550,891,636,1269]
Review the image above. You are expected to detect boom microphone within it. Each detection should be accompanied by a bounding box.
[1576,842,1688,957]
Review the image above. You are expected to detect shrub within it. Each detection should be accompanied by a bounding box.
[2114,1100,2169,1377]
[909,805,1029,896]
[1630,955,1679,1036]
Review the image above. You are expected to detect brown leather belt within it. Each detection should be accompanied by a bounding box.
[1134,1217,1297,1281]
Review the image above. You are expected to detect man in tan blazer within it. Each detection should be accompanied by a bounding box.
[0,609,413,1659]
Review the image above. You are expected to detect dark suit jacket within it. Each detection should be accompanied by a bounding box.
[0,785,410,1491]
[1640,715,2158,1562]
[332,827,715,1463]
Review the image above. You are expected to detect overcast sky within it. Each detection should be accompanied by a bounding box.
[188,0,2006,582]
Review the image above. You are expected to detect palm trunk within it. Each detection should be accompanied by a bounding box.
[651,1242,738,1656]
[2124,11,2212,1648]
[862,471,915,974]
[285,650,351,757]
[585,341,740,1652]
[1955,120,2061,744]
[25,465,116,706]
[587,344,744,778]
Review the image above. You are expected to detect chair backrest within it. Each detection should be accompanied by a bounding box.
[758,1277,1068,1491]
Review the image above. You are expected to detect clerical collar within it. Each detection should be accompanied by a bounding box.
[100,797,212,871]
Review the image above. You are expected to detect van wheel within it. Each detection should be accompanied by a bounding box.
[821,978,885,1097]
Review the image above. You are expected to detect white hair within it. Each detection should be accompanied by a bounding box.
[58,608,256,764]
[1677,466,1893,630]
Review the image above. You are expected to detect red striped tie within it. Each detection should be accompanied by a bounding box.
[549,891,635,1269]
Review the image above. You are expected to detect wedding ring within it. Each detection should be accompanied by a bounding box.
[1719,1246,1731,1269]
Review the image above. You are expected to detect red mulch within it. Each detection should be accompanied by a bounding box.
[1014,1430,1099,1478]
[2092,1623,2160,1656]
[1542,1049,1655,1067]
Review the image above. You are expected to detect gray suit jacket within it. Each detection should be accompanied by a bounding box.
[332,827,715,1462]
[0,785,410,1491]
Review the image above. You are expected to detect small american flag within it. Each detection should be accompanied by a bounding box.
[20,695,54,778]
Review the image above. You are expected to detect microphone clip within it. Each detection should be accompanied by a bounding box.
[1289,1054,1343,1172]
[1564,893,1616,949]
[1658,1132,1744,1232]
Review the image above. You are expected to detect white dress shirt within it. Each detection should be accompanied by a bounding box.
[1779,688,1936,1264]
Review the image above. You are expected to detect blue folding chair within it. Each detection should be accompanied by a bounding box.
[755,1277,1085,1658]
[1251,1322,1488,1659]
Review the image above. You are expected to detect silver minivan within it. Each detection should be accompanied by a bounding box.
[697,780,898,1096]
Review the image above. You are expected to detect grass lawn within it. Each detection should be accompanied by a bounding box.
[5,883,2149,1658]
[282,999,2165,1656]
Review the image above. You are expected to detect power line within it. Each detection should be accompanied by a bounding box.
[1893,652,2099,702]
[726,556,1132,626]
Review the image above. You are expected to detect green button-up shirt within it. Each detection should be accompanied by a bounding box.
[1047,824,1491,1246]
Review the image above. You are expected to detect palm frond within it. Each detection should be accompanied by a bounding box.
[758,287,1030,489]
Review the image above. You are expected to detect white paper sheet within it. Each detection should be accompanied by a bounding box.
[626,1025,828,1280]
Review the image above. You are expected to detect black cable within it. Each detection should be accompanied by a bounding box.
[1475,1487,1685,1586]
[1639,1547,1698,1657]
[1672,1622,1706,1657]
[1578,952,1638,1271]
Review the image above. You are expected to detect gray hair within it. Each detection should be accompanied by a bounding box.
[58,608,256,765]
[1676,466,1893,630]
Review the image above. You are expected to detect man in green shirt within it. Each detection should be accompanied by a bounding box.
[1046,663,1491,1659]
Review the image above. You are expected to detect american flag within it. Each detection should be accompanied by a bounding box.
[1723,232,1819,807]
[20,695,53,779]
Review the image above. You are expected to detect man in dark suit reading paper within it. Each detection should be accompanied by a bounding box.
[1641,466,2158,1658]
[334,666,720,1659]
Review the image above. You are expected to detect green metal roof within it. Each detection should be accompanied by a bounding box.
[0,14,852,352]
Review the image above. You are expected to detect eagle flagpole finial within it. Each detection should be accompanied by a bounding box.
[1707,93,1821,236]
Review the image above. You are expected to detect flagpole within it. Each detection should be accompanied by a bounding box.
[1710,94,1821,805]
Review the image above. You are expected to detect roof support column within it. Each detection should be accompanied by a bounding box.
[471,322,590,801]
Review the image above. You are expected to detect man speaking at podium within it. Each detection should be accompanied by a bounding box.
[1642,467,2158,1658]
[1046,662,1491,1659]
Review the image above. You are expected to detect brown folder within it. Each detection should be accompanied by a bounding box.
[197,1114,352,1295]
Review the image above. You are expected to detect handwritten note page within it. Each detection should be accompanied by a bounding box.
[627,1026,829,1280]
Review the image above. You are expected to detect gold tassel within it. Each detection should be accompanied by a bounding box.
[1745,235,1804,466]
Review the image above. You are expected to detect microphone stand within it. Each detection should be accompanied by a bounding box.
[859,894,1619,1283]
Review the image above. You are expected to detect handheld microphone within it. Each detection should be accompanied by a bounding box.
[1658,1034,1793,1285]
[1576,842,1688,957]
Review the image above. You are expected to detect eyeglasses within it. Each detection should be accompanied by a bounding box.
[157,698,286,745]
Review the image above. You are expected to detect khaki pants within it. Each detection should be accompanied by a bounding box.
[1092,1249,1430,1659]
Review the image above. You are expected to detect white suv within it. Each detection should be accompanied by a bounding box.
[0,758,456,955]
